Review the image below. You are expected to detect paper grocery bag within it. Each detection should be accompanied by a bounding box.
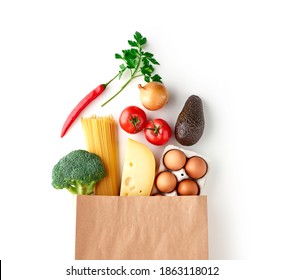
[75,195,208,260]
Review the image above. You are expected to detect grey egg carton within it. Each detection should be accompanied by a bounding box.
[151,145,210,196]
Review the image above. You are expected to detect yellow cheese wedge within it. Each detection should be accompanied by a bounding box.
[120,138,156,196]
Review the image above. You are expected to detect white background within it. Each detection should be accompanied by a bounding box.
[1,0,283,279]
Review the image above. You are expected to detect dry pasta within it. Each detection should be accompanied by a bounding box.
[81,115,120,195]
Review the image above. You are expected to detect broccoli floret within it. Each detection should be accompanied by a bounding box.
[52,149,106,195]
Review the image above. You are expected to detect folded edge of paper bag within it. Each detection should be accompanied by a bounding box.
[75,195,208,260]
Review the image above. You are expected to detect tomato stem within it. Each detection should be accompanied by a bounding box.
[129,114,140,131]
[144,120,162,135]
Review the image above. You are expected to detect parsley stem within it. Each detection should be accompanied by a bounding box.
[103,72,120,87]
[101,77,133,107]
[133,74,143,79]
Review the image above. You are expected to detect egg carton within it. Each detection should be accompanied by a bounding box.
[151,145,210,196]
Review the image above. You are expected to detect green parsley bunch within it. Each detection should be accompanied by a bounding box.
[101,31,162,106]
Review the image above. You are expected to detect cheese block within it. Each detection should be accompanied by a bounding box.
[120,138,156,196]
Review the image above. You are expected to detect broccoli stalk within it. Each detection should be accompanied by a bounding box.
[65,181,96,195]
[52,150,106,195]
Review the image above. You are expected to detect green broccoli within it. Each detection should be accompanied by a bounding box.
[52,149,106,195]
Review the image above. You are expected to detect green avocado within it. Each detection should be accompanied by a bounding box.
[175,95,205,146]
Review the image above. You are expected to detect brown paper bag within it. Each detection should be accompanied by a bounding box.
[75,195,208,260]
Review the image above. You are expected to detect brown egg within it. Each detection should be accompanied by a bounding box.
[155,171,177,193]
[163,149,187,170]
[185,156,208,179]
[177,179,199,195]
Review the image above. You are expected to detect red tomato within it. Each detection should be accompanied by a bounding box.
[119,106,147,134]
[144,118,172,146]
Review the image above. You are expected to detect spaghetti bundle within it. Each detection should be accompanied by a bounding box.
[81,115,120,195]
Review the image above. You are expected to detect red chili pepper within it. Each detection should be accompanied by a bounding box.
[60,73,119,137]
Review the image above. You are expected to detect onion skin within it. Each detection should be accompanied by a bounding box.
[138,82,169,111]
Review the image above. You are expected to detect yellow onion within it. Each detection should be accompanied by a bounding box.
[138,82,169,111]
